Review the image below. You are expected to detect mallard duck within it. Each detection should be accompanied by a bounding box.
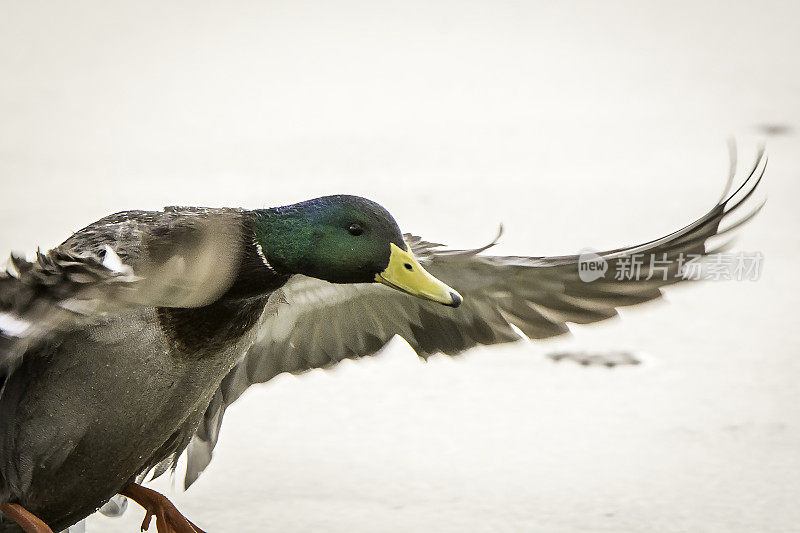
[0,150,765,533]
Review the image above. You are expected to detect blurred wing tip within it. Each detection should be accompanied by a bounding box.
[101,245,127,273]
[490,223,504,246]
[719,138,738,201]
[4,255,21,279]
[720,147,767,213]
[0,313,32,337]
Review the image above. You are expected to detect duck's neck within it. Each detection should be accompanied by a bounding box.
[251,205,318,277]
[157,212,291,358]
[219,212,292,300]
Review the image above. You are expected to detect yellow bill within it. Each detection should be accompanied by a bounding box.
[375,243,462,307]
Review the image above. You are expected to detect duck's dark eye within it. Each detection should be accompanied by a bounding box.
[348,223,364,236]
[404,263,413,271]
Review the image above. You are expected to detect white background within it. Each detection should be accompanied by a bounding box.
[1,1,798,531]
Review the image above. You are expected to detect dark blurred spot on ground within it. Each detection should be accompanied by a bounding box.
[547,350,641,367]
[756,123,793,136]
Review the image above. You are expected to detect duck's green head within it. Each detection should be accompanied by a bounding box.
[254,195,461,307]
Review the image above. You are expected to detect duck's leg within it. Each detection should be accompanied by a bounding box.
[120,483,205,533]
[0,501,53,533]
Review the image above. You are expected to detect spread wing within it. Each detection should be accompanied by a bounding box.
[185,149,766,488]
[0,207,246,369]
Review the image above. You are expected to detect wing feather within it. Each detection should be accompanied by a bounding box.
[0,208,245,369]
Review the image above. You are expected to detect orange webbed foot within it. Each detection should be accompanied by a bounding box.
[121,482,205,533]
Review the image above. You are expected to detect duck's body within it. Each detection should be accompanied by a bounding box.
[1,208,288,531]
[1,308,239,532]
